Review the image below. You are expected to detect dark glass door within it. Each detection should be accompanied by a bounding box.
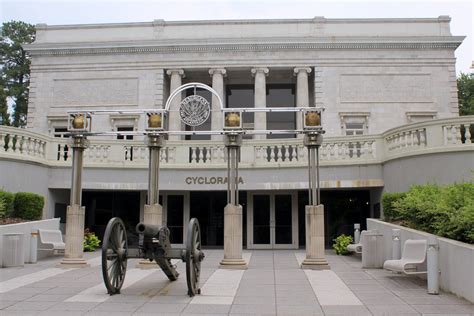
[253,195,271,244]
[167,195,184,244]
[274,194,292,245]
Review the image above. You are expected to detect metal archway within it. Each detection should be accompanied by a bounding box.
[164,82,224,112]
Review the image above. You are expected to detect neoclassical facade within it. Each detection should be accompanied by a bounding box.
[1,16,472,249]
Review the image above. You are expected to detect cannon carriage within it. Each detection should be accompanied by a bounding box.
[101,217,205,297]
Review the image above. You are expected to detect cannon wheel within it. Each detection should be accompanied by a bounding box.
[102,217,128,295]
[186,218,203,297]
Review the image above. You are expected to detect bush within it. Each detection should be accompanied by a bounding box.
[381,192,406,221]
[13,192,44,220]
[387,182,474,244]
[0,198,6,219]
[0,190,15,217]
[83,229,101,252]
[332,234,353,255]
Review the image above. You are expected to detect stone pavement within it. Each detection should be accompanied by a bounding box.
[0,250,472,315]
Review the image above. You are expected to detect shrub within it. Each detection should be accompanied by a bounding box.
[387,182,474,244]
[0,198,6,219]
[0,190,15,217]
[83,229,101,252]
[332,234,353,255]
[13,192,44,220]
[381,192,406,221]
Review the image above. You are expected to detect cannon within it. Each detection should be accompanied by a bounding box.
[101,217,204,297]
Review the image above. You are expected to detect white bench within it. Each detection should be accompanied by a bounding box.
[347,230,375,254]
[38,229,65,255]
[383,239,427,275]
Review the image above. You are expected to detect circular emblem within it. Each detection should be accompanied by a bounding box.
[179,95,211,126]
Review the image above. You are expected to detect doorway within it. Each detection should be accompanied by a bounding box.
[247,192,298,249]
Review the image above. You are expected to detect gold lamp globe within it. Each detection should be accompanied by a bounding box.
[225,112,240,128]
[148,113,162,129]
[72,115,85,129]
[305,111,321,127]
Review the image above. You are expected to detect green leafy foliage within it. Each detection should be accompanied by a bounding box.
[0,21,36,127]
[83,229,101,252]
[332,234,353,255]
[381,192,406,221]
[457,72,474,116]
[13,192,44,220]
[385,182,474,244]
[0,198,6,219]
[0,190,15,217]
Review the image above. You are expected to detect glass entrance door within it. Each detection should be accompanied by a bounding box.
[163,192,189,247]
[248,192,298,249]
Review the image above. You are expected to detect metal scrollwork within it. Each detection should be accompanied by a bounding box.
[179,95,211,127]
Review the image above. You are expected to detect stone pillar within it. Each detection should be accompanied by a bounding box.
[301,205,330,270]
[219,204,247,269]
[58,204,89,268]
[209,68,226,140]
[294,67,312,135]
[166,69,185,141]
[251,67,269,140]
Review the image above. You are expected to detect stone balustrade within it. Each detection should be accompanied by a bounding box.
[1,116,473,168]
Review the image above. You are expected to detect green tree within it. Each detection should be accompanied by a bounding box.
[457,72,474,116]
[0,21,36,127]
[0,82,9,125]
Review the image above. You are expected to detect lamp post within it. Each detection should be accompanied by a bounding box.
[58,114,91,268]
[301,110,329,270]
[219,111,247,269]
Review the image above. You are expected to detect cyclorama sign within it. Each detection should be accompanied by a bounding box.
[185,176,244,185]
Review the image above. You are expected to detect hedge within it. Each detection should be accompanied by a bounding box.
[0,190,15,217]
[381,192,406,221]
[383,182,474,244]
[13,192,44,220]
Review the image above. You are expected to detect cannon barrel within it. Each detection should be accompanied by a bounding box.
[136,222,161,237]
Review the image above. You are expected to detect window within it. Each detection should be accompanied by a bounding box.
[184,88,211,141]
[117,126,134,140]
[226,85,255,139]
[339,112,370,136]
[53,127,68,138]
[266,84,296,139]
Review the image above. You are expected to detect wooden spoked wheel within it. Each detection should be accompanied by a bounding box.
[186,218,204,297]
[102,217,128,295]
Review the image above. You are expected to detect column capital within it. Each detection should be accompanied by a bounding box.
[166,69,185,77]
[251,67,269,77]
[294,67,312,76]
[209,68,227,77]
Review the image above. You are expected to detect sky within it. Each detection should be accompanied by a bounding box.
[0,0,473,74]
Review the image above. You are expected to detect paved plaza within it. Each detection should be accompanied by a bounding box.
[0,250,472,315]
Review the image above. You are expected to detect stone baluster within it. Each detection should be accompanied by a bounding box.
[191,147,197,163]
[270,146,276,162]
[0,132,4,152]
[465,125,472,144]
[284,145,290,161]
[455,126,462,144]
[420,129,426,146]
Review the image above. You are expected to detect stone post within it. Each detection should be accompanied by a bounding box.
[166,69,185,141]
[209,68,226,141]
[294,67,312,137]
[220,134,247,269]
[58,136,89,268]
[251,67,269,140]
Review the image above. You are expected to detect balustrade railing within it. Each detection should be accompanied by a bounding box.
[1,116,473,168]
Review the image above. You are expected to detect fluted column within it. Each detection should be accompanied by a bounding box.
[251,67,269,140]
[166,69,185,141]
[294,67,312,135]
[209,68,226,140]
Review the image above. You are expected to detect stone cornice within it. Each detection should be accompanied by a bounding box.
[24,36,465,56]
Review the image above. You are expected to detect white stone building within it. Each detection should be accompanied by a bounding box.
[1,16,473,249]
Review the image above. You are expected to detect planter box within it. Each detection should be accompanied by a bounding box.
[0,218,61,266]
[367,218,474,303]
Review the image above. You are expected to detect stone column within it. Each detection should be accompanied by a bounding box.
[294,67,312,135]
[166,69,185,141]
[209,68,226,140]
[301,204,329,269]
[251,67,269,139]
